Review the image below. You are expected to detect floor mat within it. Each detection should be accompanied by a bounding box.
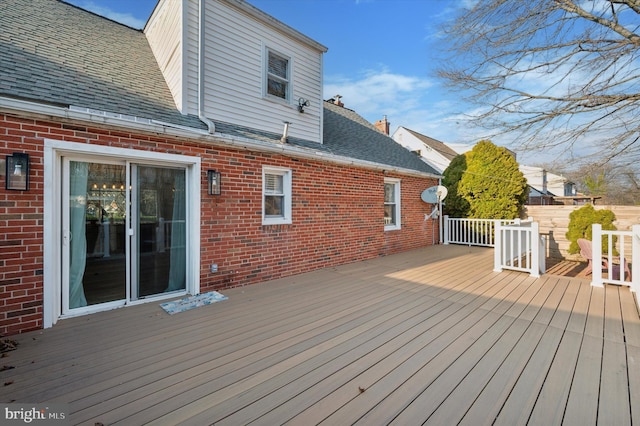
[160,291,228,314]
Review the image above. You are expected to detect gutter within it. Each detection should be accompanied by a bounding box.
[0,96,441,180]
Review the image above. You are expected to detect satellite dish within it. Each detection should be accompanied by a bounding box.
[421,185,448,204]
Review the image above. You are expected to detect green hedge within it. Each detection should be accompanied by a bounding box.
[565,204,617,255]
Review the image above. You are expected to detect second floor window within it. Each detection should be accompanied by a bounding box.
[266,49,290,101]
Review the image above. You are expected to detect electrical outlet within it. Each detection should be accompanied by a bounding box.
[211,264,218,273]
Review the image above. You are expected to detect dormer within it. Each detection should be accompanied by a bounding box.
[145,0,328,143]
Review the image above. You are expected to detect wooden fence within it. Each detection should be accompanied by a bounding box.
[524,205,640,260]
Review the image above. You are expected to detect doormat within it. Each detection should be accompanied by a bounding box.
[160,291,228,315]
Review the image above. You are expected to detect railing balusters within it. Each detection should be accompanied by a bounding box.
[591,224,637,293]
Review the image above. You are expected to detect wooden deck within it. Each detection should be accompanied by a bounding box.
[1,245,639,425]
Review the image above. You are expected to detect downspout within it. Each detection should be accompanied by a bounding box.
[198,0,215,134]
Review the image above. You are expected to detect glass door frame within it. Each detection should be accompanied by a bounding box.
[61,156,130,315]
[43,139,201,327]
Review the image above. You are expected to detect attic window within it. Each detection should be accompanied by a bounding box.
[266,48,290,101]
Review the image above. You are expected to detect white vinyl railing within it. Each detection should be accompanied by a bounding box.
[443,216,516,247]
[591,224,639,294]
[493,220,545,278]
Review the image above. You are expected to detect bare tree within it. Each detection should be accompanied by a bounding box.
[438,0,640,172]
[555,161,640,204]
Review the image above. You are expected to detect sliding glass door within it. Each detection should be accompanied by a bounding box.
[133,165,186,299]
[61,158,187,314]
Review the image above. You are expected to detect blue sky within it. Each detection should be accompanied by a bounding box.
[64,0,519,161]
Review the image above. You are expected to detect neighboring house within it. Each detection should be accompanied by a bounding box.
[519,165,577,205]
[0,0,440,335]
[391,126,471,174]
[391,127,581,206]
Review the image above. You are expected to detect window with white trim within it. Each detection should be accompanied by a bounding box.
[384,178,401,230]
[263,167,292,225]
[265,48,290,101]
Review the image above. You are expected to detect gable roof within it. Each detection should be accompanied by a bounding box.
[0,0,438,177]
[0,0,206,130]
[402,128,459,161]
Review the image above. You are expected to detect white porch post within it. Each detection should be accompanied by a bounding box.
[494,221,503,272]
[530,221,540,278]
[538,233,547,275]
[443,215,450,245]
[592,224,603,288]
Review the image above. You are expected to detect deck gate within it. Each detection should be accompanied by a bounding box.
[591,224,639,296]
[493,220,545,278]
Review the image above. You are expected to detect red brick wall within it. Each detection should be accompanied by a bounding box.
[0,112,438,334]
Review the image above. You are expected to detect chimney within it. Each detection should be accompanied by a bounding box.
[374,115,390,135]
[333,94,344,107]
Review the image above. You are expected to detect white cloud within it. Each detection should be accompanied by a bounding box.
[324,68,433,117]
[323,67,566,166]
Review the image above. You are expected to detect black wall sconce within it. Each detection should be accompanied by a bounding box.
[207,170,221,195]
[6,153,29,191]
[297,97,310,113]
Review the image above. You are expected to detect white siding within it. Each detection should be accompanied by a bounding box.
[520,166,572,196]
[546,172,570,196]
[520,166,545,193]
[184,0,200,116]
[200,0,324,143]
[147,0,325,143]
[145,0,184,112]
[392,128,449,174]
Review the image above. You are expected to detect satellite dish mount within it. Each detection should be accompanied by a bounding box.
[421,185,448,244]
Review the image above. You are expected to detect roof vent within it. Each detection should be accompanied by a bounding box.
[280,121,290,143]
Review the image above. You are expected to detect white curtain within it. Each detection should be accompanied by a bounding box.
[69,162,88,308]
[166,172,186,292]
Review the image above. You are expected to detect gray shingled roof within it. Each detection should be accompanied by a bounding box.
[321,102,439,174]
[0,0,206,130]
[214,103,440,175]
[0,0,438,176]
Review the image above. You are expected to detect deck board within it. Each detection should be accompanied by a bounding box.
[1,244,639,425]
[598,285,632,425]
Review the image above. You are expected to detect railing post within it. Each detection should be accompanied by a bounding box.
[539,234,546,275]
[592,224,603,287]
[443,215,450,245]
[494,220,502,272]
[632,224,640,295]
[530,221,540,277]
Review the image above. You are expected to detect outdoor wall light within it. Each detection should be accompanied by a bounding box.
[297,97,310,113]
[207,170,221,195]
[6,152,29,191]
